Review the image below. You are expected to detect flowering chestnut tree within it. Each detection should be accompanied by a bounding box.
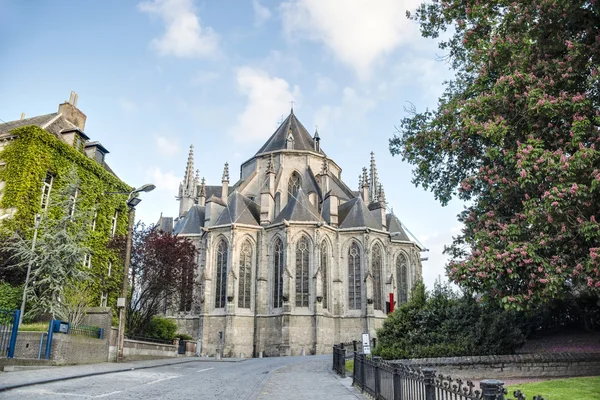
[390,0,600,309]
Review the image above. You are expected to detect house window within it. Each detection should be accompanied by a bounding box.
[83,254,92,269]
[238,240,252,309]
[215,239,228,309]
[273,238,284,308]
[372,244,383,311]
[348,242,361,310]
[40,172,53,211]
[288,172,301,199]
[95,150,105,165]
[74,134,84,152]
[68,188,78,217]
[321,241,328,310]
[107,262,112,277]
[397,254,408,304]
[100,292,108,307]
[91,209,98,231]
[111,211,118,237]
[295,236,310,307]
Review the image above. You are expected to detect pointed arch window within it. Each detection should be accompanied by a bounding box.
[238,240,253,309]
[288,172,301,199]
[273,239,284,308]
[320,241,328,310]
[372,245,383,311]
[396,254,408,304]
[295,236,309,307]
[215,239,228,309]
[348,242,361,310]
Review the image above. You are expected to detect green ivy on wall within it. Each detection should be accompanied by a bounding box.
[0,125,132,312]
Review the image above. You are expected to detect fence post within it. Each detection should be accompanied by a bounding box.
[481,379,505,400]
[44,320,54,360]
[422,368,436,400]
[393,366,403,400]
[353,340,358,352]
[361,354,366,392]
[374,359,380,399]
[7,309,20,358]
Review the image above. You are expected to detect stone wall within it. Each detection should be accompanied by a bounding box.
[390,353,600,380]
[108,327,180,361]
[50,334,107,365]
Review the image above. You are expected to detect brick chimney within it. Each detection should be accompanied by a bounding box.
[58,91,87,130]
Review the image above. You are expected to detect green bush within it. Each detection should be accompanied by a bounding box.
[0,282,22,310]
[144,316,177,341]
[176,333,193,340]
[375,280,530,359]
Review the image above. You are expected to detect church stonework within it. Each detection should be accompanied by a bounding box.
[158,110,423,357]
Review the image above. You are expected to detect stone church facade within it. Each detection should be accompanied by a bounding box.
[158,110,423,357]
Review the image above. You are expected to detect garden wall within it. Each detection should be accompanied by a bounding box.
[390,352,600,380]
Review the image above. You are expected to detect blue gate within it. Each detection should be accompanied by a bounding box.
[0,309,20,358]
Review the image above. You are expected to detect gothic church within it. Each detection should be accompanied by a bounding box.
[158,110,423,357]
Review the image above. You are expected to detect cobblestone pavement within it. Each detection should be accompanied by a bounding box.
[0,355,365,399]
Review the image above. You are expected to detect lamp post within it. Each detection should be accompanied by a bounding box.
[18,213,42,327]
[115,184,155,362]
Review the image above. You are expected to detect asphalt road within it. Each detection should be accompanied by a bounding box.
[1,355,364,400]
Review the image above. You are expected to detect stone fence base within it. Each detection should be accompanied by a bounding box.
[390,352,600,380]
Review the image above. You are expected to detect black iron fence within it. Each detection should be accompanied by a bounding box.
[335,350,545,400]
[333,344,347,377]
[69,324,104,339]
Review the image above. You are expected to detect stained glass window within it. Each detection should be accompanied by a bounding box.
[372,245,383,311]
[295,236,309,307]
[321,241,328,310]
[348,242,361,310]
[396,254,408,304]
[238,241,252,308]
[273,239,284,308]
[215,239,228,308]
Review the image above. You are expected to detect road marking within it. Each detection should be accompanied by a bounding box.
[145,375,181,385]
[17,388,122,398]
[196,367,214,372]
[95,390,124,398]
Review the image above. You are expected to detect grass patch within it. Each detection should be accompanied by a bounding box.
[18,322,49,332]
[345,360,354,373]
[506,376,600,400]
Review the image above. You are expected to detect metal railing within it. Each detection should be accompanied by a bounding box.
[69,324,103,339]
[346,352,545,400]
[333,345,347,377]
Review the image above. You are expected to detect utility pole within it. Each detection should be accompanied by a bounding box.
[19,213,42,327]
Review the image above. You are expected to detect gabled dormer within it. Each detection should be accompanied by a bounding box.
[84,141,109,166]
[60,127,90,152]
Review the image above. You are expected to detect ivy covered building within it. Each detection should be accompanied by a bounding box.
[158,109,424,357]
[0,93,131,309]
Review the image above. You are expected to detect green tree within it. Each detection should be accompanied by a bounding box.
[1,168,92,319]
[390,0,600,309]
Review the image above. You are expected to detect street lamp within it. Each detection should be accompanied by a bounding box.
[115,184,155,362]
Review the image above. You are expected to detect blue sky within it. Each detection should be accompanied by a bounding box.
[0,0,464,289]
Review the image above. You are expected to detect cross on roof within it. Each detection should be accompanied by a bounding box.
[290,99,295,110]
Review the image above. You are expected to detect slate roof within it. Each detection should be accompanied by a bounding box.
[156,216,174,233]
[256,111,324,155]
[273,187,323,223]
[386,213,410,241]
[174,205,206,235]
[338,197,382,229]
[215,191,261,226]
[0,113,59,135]
[328,172,358,201]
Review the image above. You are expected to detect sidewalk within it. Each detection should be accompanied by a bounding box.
[0,356,243,392]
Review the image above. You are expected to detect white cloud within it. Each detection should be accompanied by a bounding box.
[315,74,337,95]
[229,67,300,143]
[313,86,376,133]
[147,167,181,192]
[138,0,219,58]
[117,98,138,113]
[281,0,421,79]
[253,0,272,26]
[191,69,220,85]
[155,135,180,156]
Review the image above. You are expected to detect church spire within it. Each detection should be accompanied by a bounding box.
[361,167,369,202]
[183,145,195,196]
[221,162,230,200]
[369,151,380,202]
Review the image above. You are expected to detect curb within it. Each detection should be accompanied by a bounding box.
[0,357,245,392]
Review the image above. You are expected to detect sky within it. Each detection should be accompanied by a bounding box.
[0,0,465,289]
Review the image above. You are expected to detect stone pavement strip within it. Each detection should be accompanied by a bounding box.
[256,358,365,400]
[0,356,242,392]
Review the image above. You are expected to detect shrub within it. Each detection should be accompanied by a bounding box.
[144,316,177,341]
[375,280,530,359]
[0,282,22,310]
[176,333,193,341]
